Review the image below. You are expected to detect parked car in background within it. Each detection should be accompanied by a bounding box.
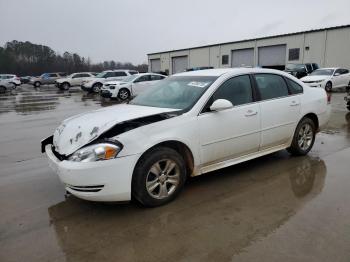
[301,68,350,92]
[100,73,166,100]
[285,63,319,79]
[81,70,139,93]
[30,72,68,87]
[42,68,330,207]
[0,74,21,87]
[55,72,96,90]
[0,79,15,93]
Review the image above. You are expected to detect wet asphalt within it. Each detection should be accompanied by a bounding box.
[0,85,350,262]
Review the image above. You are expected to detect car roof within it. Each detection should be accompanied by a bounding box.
[174,67,289,77]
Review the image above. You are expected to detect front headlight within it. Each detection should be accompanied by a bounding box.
[314,79,325,83]
[68,143,122,162]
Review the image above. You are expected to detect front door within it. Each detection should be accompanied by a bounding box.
[198,75,260,165]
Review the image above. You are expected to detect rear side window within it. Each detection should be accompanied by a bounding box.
[254,74,289,100]
[114,71,127,77]
[286,78,303,94]
[151,75,164,81]
[211,75,253,106]
[48,73,58,77]
[340,69,349,74]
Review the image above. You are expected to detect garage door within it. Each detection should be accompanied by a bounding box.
[231,48,254,67]
[150,59,161,72]
[172,56,188,74]
[258,45,286,69]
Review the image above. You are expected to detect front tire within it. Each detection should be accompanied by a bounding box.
[34,81,41,88]
[118,88,130,100]
[132,147,187,207]
[60,82,70,90]
[288,118,316,156]
[325,81,332,92]
[92,83,102,93]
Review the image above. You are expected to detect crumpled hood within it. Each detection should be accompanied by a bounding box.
[53,104,179,155]
[301,75,328,82]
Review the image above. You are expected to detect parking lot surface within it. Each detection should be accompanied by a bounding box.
[1,85,350,262]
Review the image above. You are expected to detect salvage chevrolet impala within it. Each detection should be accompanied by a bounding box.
[42,68,330,206]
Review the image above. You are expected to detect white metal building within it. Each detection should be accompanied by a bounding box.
[148,25,350,75]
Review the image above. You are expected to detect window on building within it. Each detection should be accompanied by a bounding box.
[222,55,229,65]
[288,48,300,61]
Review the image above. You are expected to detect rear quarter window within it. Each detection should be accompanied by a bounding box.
[286,78,303,94]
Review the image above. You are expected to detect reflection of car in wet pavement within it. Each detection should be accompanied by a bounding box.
[42,68,331,207]
[47,155,326,261]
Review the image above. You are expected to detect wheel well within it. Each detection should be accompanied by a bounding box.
[141,141,194,177]
[303,113,319,131]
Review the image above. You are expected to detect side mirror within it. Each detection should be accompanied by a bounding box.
[210,99,233,112]
[334,73,340,76]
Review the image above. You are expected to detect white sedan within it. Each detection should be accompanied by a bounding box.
[301,68,350,92]
[100,73,167,100]
[42,68,330,207]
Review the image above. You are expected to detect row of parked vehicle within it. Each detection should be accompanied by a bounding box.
[285,63,350,92]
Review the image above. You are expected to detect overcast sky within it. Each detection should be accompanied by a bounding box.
[0,0,349,64]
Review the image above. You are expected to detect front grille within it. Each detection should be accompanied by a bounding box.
[66,184,104,193]
[302,81,315,84]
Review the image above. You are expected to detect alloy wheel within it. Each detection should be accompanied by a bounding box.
[297,123,313,151]
[118,89,129,100]
[146,159,180,199]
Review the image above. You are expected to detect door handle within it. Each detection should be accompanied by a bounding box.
[289,101,300,106]
[245,110,258,117]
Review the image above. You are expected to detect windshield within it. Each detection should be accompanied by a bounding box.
[285,64,305,70]
[95,72,107,78]
[130,76,218,110]
[310,69,334,76]
[122,75,139,82]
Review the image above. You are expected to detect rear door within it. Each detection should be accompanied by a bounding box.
[131,75,152,96]
[333,69,343,88]
[254,74,301,150]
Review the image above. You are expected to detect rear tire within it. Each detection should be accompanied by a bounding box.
[132,147,187,207]
[0,86,6,94]
[61,82,70,90]
[287,118,316,156]
[325,81,332,92]
[34,81,41,88]
[118,88,130,100]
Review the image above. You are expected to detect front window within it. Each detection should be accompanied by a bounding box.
[130,76,218,110]
[95,72,107,78]
[310,69,334,76]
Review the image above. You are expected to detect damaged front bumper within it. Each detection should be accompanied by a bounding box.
[44,143,140,202]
